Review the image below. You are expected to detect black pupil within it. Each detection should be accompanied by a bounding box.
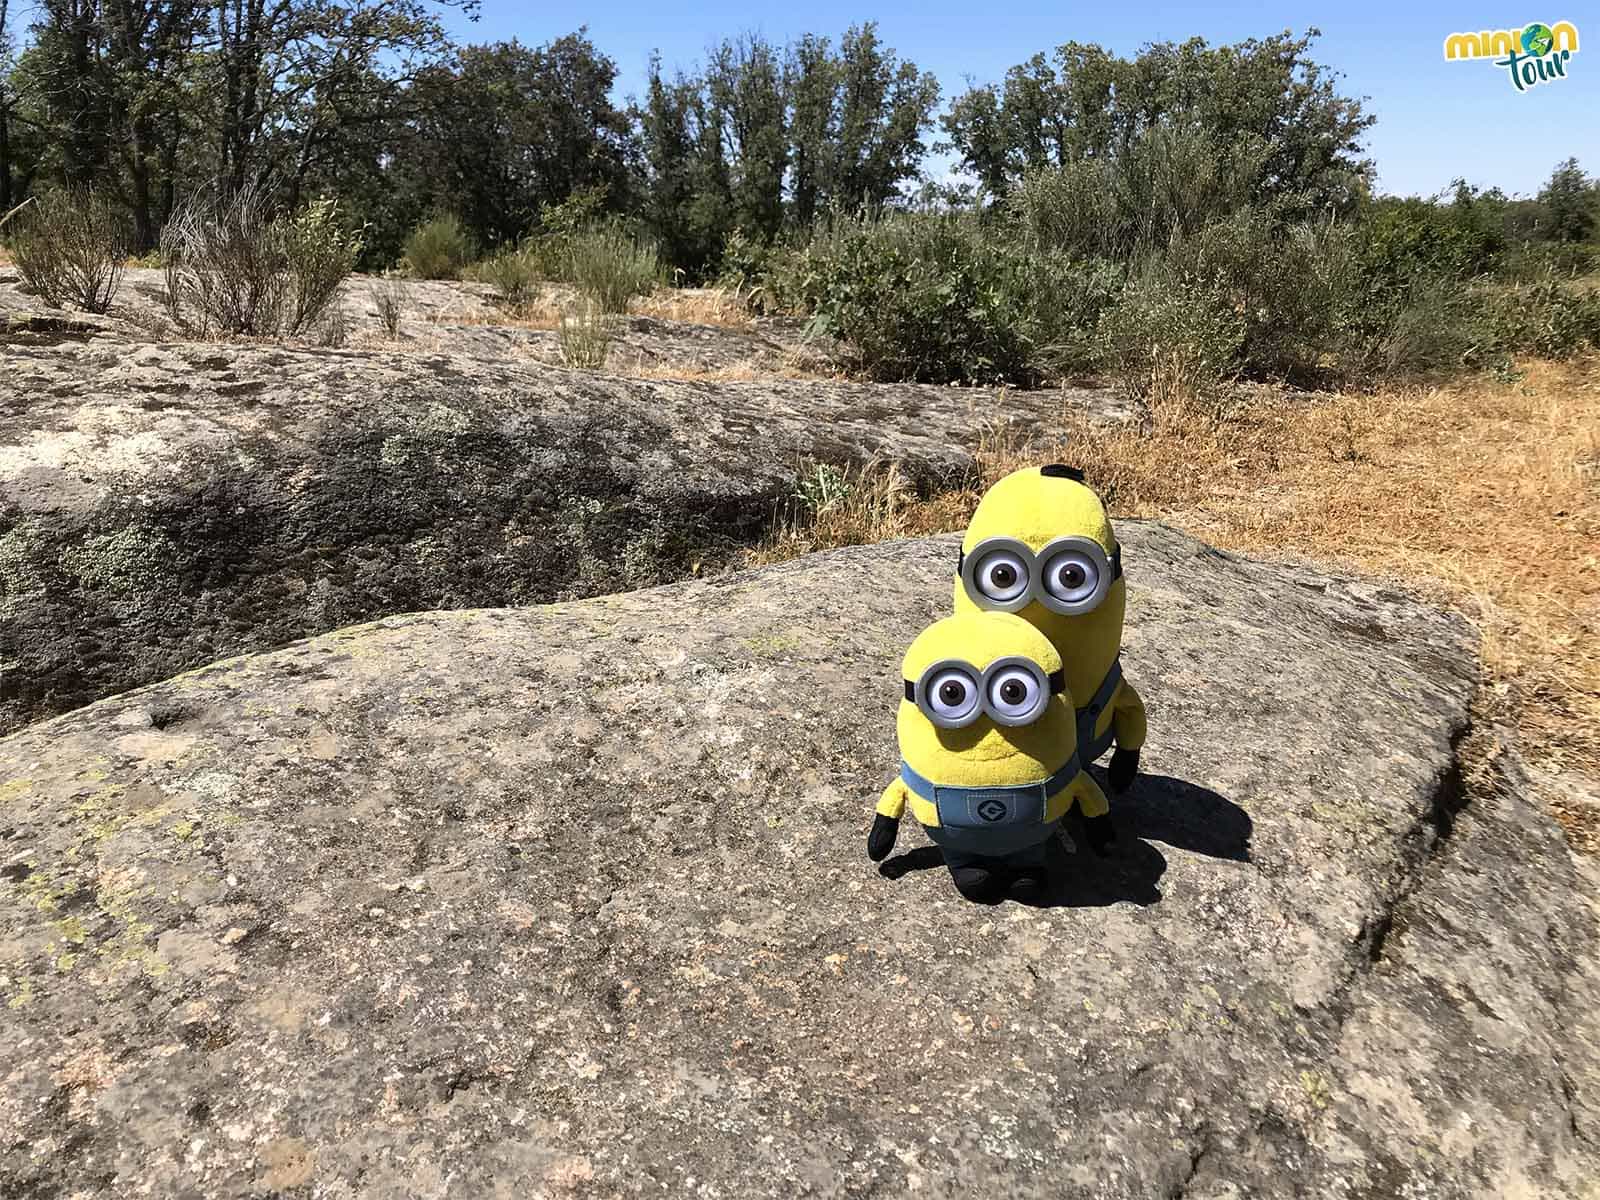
[990,563,1015,587]
[939,681,966,706]
[1063,564,1085,587]
[1000,680,1025,704]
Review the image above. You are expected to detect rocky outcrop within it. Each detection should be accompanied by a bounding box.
[0,338,1107,733]
[2,523,1594,1197]
[0,267,822,372]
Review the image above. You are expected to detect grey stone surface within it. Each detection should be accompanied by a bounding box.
[2,523,1594,1197]
[0,335,1094,733]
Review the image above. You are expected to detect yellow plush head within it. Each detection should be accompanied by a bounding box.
[897,611,1078,789]
[952,465,1125,700]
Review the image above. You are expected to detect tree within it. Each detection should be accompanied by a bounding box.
[1537,157,1595,243]
[385,33,635,250]
[637,23,939,277]
[944,29,1373,214]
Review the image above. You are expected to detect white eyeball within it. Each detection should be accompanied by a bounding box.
[987,666,1044,724]
[973,549,1030,603]
[925,668,980,724]
[1041,549,1101,606]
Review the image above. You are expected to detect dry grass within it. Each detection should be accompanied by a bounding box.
[749,359,1600,846]
[631,287,754,329]
[620,353,846,384]
[425,302,562,331]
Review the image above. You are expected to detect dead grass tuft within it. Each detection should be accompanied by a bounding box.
[631,287,753,329]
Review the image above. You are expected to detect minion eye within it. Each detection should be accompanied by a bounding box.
[925,668,980,725]
[1040,547,1102,608]
[974,549,1029,603]
[986,666,1045,725]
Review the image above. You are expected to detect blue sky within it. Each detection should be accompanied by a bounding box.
[441,1,1598,199]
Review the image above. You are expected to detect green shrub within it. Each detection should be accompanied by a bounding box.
[567,223,658,313]
[790,211,1052,384]
[1155,211,1375,384]
[281,197,364,332]
[1361,198,1503,281]
[7,188,128,313]
[1095,274,1245,413]
[481,242,541,308]
[162,186,361,336]
[402,213,474,280]
[1480,280,1600,360]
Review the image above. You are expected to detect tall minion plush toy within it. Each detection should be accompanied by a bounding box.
[952,464,1146,830]
[867,611,1111,903]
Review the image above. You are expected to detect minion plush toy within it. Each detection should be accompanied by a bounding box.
[867,611,1111,902]
[952,464,1146,840]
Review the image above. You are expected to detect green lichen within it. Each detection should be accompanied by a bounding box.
[58,526,179,594]
[7,978,34,1009]
[0,519,52,597]
[171,819,197,841]
[17,867,79,914]
[1299,1069,1331,1109]
[0,778,33,803]
[741,628,808,658]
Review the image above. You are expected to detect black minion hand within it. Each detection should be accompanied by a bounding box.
[867,813,900,862]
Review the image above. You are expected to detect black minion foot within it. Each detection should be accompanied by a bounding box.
[949,864,1005,903]
[1006,869,1051,904]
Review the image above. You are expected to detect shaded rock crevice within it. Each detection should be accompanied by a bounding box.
[3,342,1099,734]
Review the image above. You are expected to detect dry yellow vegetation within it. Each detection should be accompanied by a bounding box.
[751,358,1600,849]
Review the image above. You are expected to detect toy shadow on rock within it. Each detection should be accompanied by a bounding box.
[878,772,1250,909]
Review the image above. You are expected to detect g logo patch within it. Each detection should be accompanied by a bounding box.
[976,797,1008,823]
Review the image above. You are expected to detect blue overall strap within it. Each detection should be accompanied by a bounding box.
[899,753,1084,805]
[1077,656,1124,763]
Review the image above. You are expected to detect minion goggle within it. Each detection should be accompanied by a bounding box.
[958,536,1123,616]
[902,656,1065,730]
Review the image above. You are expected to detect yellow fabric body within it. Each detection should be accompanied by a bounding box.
[952,467,1127,712]
[882,611,1107,829]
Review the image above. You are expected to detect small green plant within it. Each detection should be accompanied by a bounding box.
[7,187,128,313]
[402,213,474,280]
[567,223,658,314]
[792,463,853,515]
[557,297,613,368]
[481,242,541,309]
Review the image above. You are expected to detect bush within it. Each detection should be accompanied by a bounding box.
[1480,280,1600,360]
[281,197,364,332]
[481,242,541,308]
[6,188,128,313]
[1155,211,1375,384]
[402,213,473,279]
[1096,274,1245,414]
[566,222,658,313]
[785,211,1066,384]
[162,185,362,336]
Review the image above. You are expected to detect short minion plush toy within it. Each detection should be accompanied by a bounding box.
[952,464,1146,807]
[867,611,1113,903]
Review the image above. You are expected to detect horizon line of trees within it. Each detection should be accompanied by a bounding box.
[1,4,1596,276]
